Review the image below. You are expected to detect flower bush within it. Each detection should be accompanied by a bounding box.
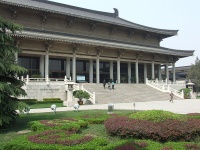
[105,116,200,142]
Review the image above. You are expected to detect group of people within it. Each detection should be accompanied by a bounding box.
[103,80,115,90]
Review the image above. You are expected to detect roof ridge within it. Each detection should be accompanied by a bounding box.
[32,0,117,17]
[118,17,178,33]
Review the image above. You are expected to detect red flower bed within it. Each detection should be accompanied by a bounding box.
[28,130,94,146]
[105,116,200,142]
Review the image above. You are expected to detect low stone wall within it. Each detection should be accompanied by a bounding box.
[21,82,67,101]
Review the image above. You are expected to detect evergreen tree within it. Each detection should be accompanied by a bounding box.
[187,57,200,93]
[0,17,27,128]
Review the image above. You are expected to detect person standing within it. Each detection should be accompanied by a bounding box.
[108,81,111,90]
[103,79,106,89]
[170,91,174,102]
[112,81,115,90]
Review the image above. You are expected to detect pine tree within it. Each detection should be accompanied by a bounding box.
[187,57,200,94]
[0,17,27,128]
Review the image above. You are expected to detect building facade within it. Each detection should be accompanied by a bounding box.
[0,0,194,84]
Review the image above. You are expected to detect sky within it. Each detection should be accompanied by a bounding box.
[51,0,200,67]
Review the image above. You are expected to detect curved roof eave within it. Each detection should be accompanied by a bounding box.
[10,29,194,58]
[0,0,178,36]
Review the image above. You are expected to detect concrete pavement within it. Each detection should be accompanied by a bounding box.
[29,99,200,114]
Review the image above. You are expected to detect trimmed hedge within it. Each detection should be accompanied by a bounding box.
[43,98,61,101]
[28,118,88,132]
[19,99,37,104]
[129,110,186,122]
[105,116,200,142]
[3,131,108,150]
[78,114,111,124]
[96,139,200,150]
[19,99,62,104]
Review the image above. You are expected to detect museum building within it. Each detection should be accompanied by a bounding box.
[0,0,194,84]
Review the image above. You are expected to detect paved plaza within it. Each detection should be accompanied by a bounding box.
[30,99,200,114]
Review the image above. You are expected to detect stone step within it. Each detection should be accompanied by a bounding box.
[81,84,181,104]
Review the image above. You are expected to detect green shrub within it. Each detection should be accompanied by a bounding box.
[43,98,61,101]
[129,110,186,122]
[28,118,88,132]
[73,90,90,100]
[78,114,111,124]
[179,88,191,99]
[4,132,108,150]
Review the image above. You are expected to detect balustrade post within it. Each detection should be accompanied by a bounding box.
[46,75,49,85]
[146,78,148,84]
[93,92,96,104]
[167,85,170,91]
[81,84,84,90]
[64,76,67,83]
[182,90,184,99]
[26,74,29,85]
[162,85,165,91]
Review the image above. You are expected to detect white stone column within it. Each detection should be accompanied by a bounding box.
[152,61,155,79]
[66,57,70,79]
[72,53,76,82]
[96,55,100,83]
[135,61,139,84]
[110,60,113,80]
[144,63,147,84]
[45,50,49,78]
[89,59,93,83]
[172,62,176,82]
[166,63,169,83]
[40,56,45,77]
[158,64,162,81]
[117,58,120,83]
[128,62,131,83]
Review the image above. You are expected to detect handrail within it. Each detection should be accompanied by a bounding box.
[146,79,184,99]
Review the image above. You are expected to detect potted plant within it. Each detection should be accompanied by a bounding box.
[179,88,191,99]
[73,90,90,105]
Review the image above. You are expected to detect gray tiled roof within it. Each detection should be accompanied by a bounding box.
[0,0,178,36]
[10,28,193,57]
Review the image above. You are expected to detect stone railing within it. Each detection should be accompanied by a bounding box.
[19,75,70,85]
[146,78,184,99]
[18,75,96,104]
[73,84,96,104]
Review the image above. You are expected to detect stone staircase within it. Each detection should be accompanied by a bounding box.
[81,84,181,104]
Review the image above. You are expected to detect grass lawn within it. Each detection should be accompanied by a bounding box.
[1,109,200,150]
[28,102,64,109]
[0,110,132,150]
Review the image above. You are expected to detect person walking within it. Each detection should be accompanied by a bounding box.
[103,79,106,89]
[112,81,115,90]
[170,91,174,102]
